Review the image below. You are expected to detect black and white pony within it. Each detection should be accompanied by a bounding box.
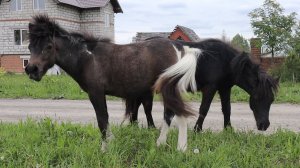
[154,39,279,142]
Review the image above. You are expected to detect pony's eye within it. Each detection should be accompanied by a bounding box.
[46,45,52,50]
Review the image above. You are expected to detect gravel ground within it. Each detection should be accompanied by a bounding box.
[0,99,299,133]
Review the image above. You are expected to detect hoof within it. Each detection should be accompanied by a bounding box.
[193,125,202,133]
[177,144,187,152]
[101,141,107,152]
[156,137,166,147]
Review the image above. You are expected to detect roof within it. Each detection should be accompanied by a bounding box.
[172,25,200,42]
[133,32,170,42]
[55,0,123,13]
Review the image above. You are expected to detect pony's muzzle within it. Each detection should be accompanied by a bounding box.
[257,120,270,131]
[25,64,38,75]
[25,64,42,81]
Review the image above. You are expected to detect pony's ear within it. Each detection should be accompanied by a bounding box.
[29,23,33,30]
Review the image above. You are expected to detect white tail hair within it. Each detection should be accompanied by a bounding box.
[157,46,201,93]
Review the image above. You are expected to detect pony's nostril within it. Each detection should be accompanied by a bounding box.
[25,65,38,74]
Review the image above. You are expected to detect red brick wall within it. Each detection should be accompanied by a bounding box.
[250,38,285,71]
[169,29,192,42]
[0,55,25,73]
[260,57,285,71]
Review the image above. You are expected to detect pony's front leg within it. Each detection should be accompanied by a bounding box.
[194,86,217,132]
[142,91,155,128]
[219,87,232,129]
[88,92,112,151]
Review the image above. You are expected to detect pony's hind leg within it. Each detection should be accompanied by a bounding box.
[123,98,141,126]
[157,107,174,146]
[194,85,217,132]
[130,99,142,125]
[176,116,188,151]
[219,87,232,129]
[142,91,155,128]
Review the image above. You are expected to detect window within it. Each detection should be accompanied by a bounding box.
[20,56,30,68]
[33,0,45,10]
[10,0,21,11]
[104,13,110,27]
[23,59,29,68]
[14,29,29,46]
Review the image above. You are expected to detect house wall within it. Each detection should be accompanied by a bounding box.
[0,0,116,73]
[261,57,285,71]
[0,55,26,73]
[250,38,285,71]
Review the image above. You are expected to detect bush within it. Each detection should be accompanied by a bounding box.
[270,53,300,82]
[0,67,6,77]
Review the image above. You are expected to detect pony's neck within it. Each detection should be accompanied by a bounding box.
[236,82,252,95]
[54,38,84,82]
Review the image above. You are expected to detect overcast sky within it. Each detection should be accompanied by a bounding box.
[114,0,300,44]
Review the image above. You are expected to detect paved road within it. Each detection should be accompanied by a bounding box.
[0,99,299,133]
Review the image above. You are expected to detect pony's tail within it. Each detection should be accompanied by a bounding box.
[154,46,202,117]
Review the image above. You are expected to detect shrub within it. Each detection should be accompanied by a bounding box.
[270,53,300,82]
[0,67,6,77]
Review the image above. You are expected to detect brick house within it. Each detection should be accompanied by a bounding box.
[0,0,122,73]
[250,38,285,71]
[132,25,200,43]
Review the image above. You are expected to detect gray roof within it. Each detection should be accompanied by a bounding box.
[133,32,170,43]
[56,0,123,13]
[173,25,200,42]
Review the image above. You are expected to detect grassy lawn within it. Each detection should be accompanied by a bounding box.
[0,119,299,167]
[0,74,299,103]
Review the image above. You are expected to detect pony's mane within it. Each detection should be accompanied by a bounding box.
[29,15,110,49]
[231,52,279,98]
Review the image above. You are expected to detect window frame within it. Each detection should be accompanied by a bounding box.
[20,56,30,69]
[10,0,22,11]
[33,0,45,10]
[104,13,110,27]
[14,29,29,46]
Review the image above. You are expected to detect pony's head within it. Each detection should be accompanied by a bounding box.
[25,15,63,81]
[231,52,279,131]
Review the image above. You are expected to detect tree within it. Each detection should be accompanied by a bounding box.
[249,0,297,62]
[289,22,300,56]
[231,34,250,52]
[271,22,300,82]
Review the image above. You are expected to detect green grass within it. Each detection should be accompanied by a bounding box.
[0,119,300,167]
[0,74,300,103]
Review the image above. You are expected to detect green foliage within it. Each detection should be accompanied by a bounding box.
[231,34,250,52]
[0,67,5,77]
[1,119,300,167]
[271,54,300,82]
[1,74,300,103]
[289,22,300,55]
[0,74,120,100]
[249,0,297,59]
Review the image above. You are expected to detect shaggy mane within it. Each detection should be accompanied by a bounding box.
[29,15,111,50]
[231,52,279,98]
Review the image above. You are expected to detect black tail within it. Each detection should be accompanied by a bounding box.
[154,76,195,117]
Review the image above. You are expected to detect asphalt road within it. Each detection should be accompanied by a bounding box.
[0,99,299,133]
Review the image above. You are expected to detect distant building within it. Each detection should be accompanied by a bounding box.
[132,25,200,43]
[132,32,170,43]
[169,25,200,42]
[250,38,285,70]
[0,0,122,73]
